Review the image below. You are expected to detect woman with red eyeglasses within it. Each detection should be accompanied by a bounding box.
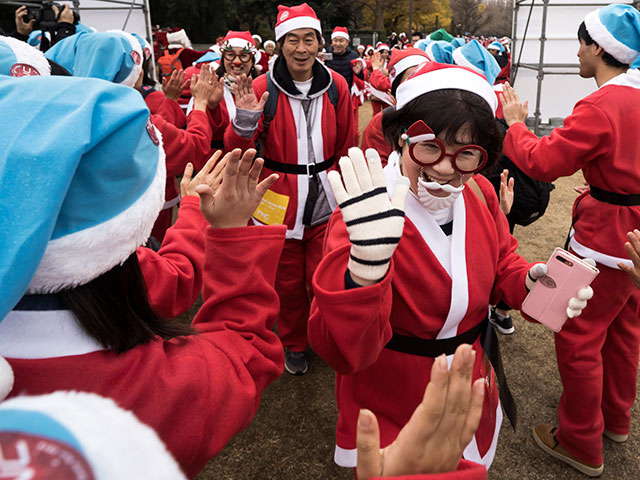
[198,31,258,150]
[308,63,592,476]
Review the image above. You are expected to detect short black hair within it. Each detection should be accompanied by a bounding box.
[382,89,503,172]
[577,21,629,69]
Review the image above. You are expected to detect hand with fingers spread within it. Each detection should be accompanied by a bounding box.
[195,148,279,229]
[191,67,221,112]
[499,169,515,215]
[499,83,528,127]
[619,229,640,288]
[328,147,410,285]
[356,344,485,479]
[234,74,269,111]
[204,67,225,110]
[180,150,227,198]
[162,69,187,102]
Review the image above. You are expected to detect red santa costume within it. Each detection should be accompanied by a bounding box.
[503,33,640,468]
[308,63,534,470]
[361,48,430,165]
[223,4,355,358]
[0,76,286,479]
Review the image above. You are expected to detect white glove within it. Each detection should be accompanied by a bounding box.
[328,147,410,282]
[567,257,596,318]
[525,263,548,290]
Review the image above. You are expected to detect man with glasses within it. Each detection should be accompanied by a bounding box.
[225,3,355,375]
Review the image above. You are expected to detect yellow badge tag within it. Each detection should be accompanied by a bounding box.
[253,189,290,225]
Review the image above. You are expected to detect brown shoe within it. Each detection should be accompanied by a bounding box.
[603,429,628,443]
[533,424,604,477]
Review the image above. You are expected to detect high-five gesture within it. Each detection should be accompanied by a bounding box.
[356,344,485,479]
[195,148,278,229]
[234,74,269,111]
[162,69,187,102]
[328,147,409,285]
[499,83,528,127]
[180,150,227,198]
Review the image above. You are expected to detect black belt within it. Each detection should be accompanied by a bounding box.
[590,186,640,206]
[262,157,334,176]
[385,319,517,430]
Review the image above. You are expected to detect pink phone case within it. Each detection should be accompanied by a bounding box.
[521,248,599,332]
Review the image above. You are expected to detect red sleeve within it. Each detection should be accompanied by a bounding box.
[205,103,228,141]
[472,175,531,309]
[145,91,187,128]
[152,109,213,177]
[188,224,286,469]
[503,100,613,182]
[369,69,391,91]
[137,196,208,318]
[308,210,394,374]
[361,111,392,167]
[372,460,487,479]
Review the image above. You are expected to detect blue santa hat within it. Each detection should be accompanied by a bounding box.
[0,35,50,76]
[0,75,165,321]
[194,50,221,66]
[424,40,454,64]
[452,39,501,85]
[487,41,505,53]
[0,391,186,479]
[46,31,144,87]
[414,38,432,52]
[585,4,640,65]
[131,32,153,60]
[451,37,466,49]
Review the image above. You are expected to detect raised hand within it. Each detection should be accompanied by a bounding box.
[234,74,269,111]
[195,148,279,229]
[499,169,515,215]
[619,229,640,288]
[328,147,409,285]
[15,6,36,36]
[190,67,220,112]
[162,69,187,102]
[356,344,484,479]
[499,82,528,127]
[180,150,227,198]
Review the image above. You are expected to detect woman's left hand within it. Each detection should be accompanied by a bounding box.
[180,150,226,198]
[162,69,187,102]
[499,83,528,127]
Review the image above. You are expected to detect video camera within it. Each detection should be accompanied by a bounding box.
[22,2,79,31]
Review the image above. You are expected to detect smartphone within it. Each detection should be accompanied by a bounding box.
[521,248,599,332]
[322,52,333,61]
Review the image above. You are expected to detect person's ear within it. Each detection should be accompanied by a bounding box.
[593,44,605,57]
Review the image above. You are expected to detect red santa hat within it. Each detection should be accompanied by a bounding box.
[387,47,429,86]
[274,3,322,41]
[331,26,349,40]
[376,43,390,52]
[221,30,256,53]
[396,62,497,114]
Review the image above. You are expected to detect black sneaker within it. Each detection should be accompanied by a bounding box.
[490,308,515,335]
[284,349,308,375]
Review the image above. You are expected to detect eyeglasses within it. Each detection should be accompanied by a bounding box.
[403,120,488,174]
[408,137,488,174]
[222,50,253,63]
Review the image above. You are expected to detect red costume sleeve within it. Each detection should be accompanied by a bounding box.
[137,196,208,318]
[369,69,391,92]
[308,210,395,374]
[373,460,487,479]
[502,101,613,183]
[145,90,187,128]
[151,109,213,177]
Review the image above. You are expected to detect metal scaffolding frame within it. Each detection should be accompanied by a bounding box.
[2,0,155,76]
[509,0,634,135]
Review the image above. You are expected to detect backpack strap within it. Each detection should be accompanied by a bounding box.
[467,176,487,207]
